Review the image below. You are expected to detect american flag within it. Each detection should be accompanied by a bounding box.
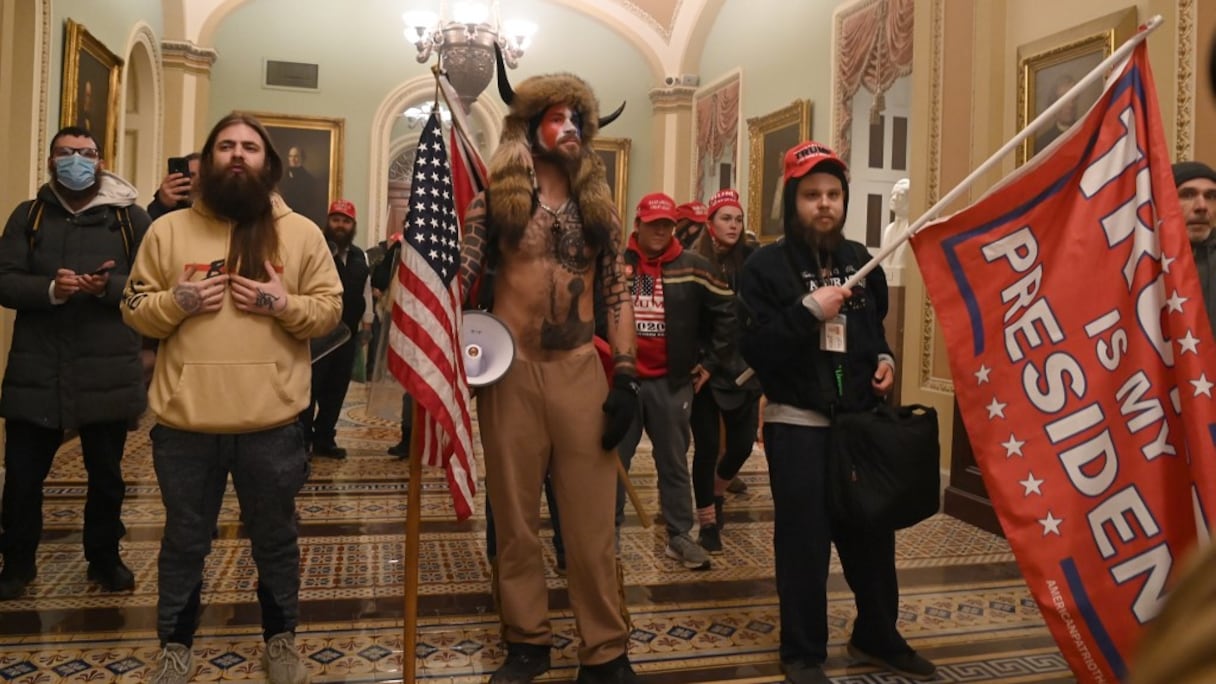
[632,273,666,336]
[386,111,476,520]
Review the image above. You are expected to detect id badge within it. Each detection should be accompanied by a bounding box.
[820,314,847,352]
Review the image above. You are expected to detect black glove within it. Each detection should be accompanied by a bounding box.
[601,374,640,450]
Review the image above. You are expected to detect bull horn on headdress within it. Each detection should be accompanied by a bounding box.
[599,101,626,128]
[494,43,515,105]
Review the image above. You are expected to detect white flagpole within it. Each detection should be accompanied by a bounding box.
[840,14,1163,290]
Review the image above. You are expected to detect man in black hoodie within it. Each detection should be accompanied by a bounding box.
[737,141,936,683]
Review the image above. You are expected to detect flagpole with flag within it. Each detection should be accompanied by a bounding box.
[387,82,481,676]
[906,18,1216,681]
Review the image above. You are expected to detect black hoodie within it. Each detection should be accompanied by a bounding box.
[736,232,892,416]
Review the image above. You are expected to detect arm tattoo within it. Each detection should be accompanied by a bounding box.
[459,195,489,301]
[254,288,280,310]
[173,284,202,314]
[598,245,630,326]
[600,228,636,375]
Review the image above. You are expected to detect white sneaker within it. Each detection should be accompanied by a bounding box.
[665,533,711,570]
[149,643,192,684]
[264,632,311,684]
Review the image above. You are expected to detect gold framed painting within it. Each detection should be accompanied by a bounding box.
[746,99,812,242]
[59,19,123,163]
[1016,7,1137,166]
[248,112,345,228]
[592,136,631,227]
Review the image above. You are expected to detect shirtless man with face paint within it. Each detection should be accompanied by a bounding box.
[459,67,641,682]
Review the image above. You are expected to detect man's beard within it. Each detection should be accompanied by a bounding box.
[50,170,101,205]
[199,163,274,225]
[803,218,845,254]
[327,228,355,248]
[533,140,581,174]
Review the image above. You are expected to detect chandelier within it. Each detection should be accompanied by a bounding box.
[403,1,537,111]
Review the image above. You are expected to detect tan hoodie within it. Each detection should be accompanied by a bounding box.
[122,197,342,433]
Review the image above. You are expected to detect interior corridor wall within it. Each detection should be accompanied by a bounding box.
[694,0,849,214]
[206,0,654,245]
[47,0,164,170]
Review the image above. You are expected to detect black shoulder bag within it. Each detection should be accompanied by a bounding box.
[827,402,941,530]
[782,240,941,530]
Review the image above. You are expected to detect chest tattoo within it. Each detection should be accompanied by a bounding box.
[540,277,593,350]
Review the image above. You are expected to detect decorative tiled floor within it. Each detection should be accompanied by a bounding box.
[0,384,1069,682]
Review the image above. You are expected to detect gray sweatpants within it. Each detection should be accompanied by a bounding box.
[150,422,310,645]
[615,378,695,538]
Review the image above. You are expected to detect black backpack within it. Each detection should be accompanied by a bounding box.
[24,198,137,267]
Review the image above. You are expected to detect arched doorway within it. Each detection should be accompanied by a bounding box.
[122,24,163,200]
[385,143,416,241]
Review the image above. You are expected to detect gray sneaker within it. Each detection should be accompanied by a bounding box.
[149,643,192,684]
[264,632,311,684]
[665,533,711,570]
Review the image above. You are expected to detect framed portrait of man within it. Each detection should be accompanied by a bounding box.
[248,113,345,228]
[591,137,631,230]
[59,20,123,163]
[747,100,812,242]
[1015,7,1137,166]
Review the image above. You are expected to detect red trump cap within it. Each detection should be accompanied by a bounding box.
[782,141,848,185]
[635,192,679,223]
[328,199,357,220]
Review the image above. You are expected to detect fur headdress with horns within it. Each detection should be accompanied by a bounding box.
[488,48,625,249]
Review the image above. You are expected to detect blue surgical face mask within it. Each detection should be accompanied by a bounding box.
[54,154,98,191]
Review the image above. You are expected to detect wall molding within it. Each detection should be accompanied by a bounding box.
[1175,0,1196,161]
[918,0,952,395]
[648,84,696,111]
[161,39,218,77]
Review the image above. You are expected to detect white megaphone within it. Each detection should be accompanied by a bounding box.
[460,310,515,387]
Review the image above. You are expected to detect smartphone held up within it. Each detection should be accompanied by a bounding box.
[167,156,192,177]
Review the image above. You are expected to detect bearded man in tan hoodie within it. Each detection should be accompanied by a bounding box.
[122,112,342,684]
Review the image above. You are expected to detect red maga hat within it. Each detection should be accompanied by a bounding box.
[782,141,848,185]
[676,201,708,223]
[636,192,679,223]
[328,199,357,220]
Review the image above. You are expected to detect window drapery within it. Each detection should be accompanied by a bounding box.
[834,0,914,165]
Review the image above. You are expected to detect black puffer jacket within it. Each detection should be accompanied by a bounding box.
[0,176,150,429]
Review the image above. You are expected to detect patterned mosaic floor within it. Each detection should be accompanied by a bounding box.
[0,384,1070,682]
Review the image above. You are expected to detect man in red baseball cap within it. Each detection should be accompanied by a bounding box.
[303,198,374,458]
[735,141,937,683]
[675,200,709,248]
[615,191,738,572]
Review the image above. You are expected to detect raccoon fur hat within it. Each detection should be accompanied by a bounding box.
[488,49,624,249]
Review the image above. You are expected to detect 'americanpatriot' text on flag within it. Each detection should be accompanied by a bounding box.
[386,111,477,521]
[911,43,1216,682]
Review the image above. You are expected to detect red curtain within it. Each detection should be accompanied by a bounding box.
[695,78,740,201]
[834,0,914,165]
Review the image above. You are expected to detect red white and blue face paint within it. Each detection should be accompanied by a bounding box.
[536,104,582,152]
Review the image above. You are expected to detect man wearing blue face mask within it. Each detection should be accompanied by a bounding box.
[0,126,151,600]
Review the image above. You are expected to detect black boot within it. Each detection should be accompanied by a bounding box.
[490,642,551,683]
[87,557,135,592]
[0,556,36,601]
[576,654,640,683]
